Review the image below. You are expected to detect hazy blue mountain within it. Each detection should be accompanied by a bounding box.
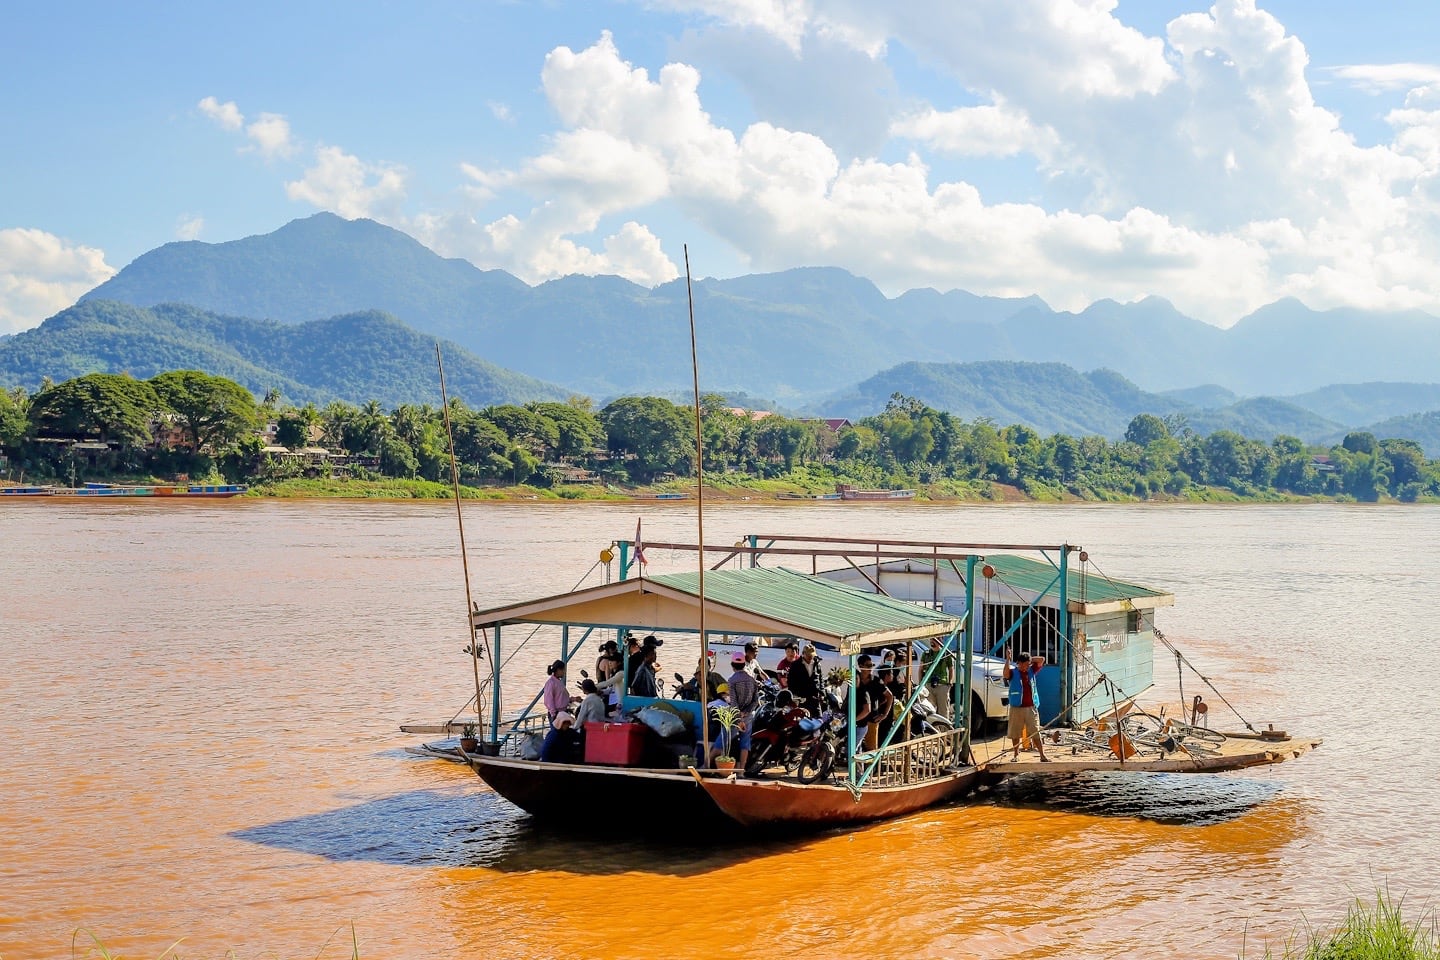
[1346,411,1440,458]
[1161,384,1239,407]
[1280,382,1440,425]
[0,300,569,408]
[70,213,1440,402]
[1182,397,1346,444]
[819,361,1191,436]
[81,213,529,339]
[1224,300,1440,394]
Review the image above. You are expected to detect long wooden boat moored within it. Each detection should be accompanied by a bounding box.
[0,482,247,498]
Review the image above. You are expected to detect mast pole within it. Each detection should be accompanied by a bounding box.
[685,245,710,763]
[437,343,486,742]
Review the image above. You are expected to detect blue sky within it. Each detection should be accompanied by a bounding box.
[4,0,1440,335]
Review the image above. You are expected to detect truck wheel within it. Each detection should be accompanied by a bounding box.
[969,694,987,734]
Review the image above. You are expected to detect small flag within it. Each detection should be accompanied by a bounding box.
[634,516,648,569]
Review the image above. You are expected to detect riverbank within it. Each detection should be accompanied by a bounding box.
[244,475,1431,504]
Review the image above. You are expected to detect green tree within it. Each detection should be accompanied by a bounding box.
[484,405,561,457]
[527,401,605,460]
[149,370,260,453]
[275,410,310,450]
[0,389,27,450]
[1124,413,1170,447]
[28,373,161,447]
[601,396,692,481]
[1342,431,1379,455]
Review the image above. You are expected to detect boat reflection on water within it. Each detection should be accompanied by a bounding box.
[988,770,1292,826]
[230,785,786,875]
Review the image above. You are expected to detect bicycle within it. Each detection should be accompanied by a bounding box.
[1119,711,1227,758]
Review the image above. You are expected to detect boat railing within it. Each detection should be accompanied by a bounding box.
[494,713,552,757]
[850,727,967,788]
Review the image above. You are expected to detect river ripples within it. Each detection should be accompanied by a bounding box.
[3,500,1437,959]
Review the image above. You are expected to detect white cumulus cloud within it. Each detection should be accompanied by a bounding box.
[245,113,294,159]
[1330,63,1440,94]
[197,96,243,131]
[284,145,407,220]
[0,229,116,335]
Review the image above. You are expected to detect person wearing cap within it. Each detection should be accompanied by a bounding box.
[541,659,579,722]
[629,644,659,698]
[787,641,823,716]
[539,711,578,762]
[726,651,759,771]
[1002,651,1049,761]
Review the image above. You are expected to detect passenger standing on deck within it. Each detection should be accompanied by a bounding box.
[922,637,956,720]
[1002,652,1049,761]
[787,642,823,716]
[852,655,882,746]
[742,640,767,684]
[630,645,659,697]
[541,660,578,721]
[727,652,758,772]
[775,639,800,688]
[596,640,622,683]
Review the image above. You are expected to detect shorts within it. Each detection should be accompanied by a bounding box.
[1008,706,1040,740]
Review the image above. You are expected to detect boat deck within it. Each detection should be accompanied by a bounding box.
[971,730,1322,775]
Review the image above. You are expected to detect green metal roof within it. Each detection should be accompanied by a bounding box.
[977,554,1171,607]
[648,566,957,643]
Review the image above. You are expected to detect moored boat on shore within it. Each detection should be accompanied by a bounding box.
[0,482,247,499]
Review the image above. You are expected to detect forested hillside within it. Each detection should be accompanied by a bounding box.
[0,300,569,408]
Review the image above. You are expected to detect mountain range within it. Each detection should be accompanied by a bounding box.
[79,212,1440,401]
[3,212,1437,453]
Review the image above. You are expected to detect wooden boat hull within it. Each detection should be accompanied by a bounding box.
[0,484,247,499]
[699,768,982,828]
[467,755,735,832]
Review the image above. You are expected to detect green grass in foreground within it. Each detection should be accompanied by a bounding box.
[1247,892,1440,959]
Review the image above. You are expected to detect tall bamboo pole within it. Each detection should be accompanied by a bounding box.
[437,343,486,742]
[685,246,710,763]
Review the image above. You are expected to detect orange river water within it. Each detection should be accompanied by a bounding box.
[1,500,1436,959]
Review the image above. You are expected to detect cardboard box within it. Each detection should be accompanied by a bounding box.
[584,721,646,766]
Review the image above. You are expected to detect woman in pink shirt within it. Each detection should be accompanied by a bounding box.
[541,659,577,721]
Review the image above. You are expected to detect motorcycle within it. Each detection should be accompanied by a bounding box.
[743,688,812,777]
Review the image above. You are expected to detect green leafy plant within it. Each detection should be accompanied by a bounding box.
[711,705,743,761]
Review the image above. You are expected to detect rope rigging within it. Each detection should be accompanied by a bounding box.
[1083,556,1258,734]
[981,552,1257,734]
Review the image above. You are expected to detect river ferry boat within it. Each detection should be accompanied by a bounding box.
[441,533,1318,834]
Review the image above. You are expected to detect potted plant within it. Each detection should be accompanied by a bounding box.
[711,705,743,771]
[459,722,479,753]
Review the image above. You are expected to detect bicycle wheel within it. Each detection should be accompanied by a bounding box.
[1119,712,1166,741]
[798,738,836,784]
[1169,722,1226,745]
